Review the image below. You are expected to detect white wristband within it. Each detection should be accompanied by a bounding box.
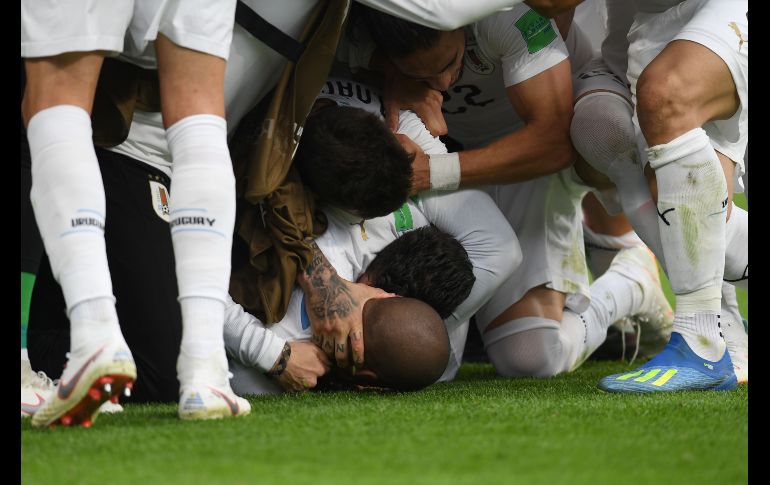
[428,153,461,190]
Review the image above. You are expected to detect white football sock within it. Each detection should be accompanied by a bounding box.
[179,297,226,359]
[647,127,726,361]
[724,203,748,290]
[484,319,565,377]
[720,282,742,327]
[167,114,235,375]
[69,298,122,353]
[571,92,667,267]
[483,269,641,377]
[27,105,115,311]
[484,310,612,378]
[563,255,656,370]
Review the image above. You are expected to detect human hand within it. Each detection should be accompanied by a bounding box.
[395,133,430,193]
[306,277,395,368]
[275,341,331,392]
[298,241,396,368]
[383,72,447,136]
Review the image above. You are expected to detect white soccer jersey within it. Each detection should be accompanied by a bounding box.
[225,187,519,386]
[440,5,568,149]
[437,7,596,322]
[225,77,519,380]
[102,0,538,175]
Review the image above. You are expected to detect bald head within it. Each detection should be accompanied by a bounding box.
[362,297,449,391]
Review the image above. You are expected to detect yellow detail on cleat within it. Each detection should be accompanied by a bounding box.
[651,369,678,387]
[634,369,661,382]
[616,370,644,381]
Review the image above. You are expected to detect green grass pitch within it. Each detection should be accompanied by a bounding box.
[21,361,748,484]
[21,196,748,484]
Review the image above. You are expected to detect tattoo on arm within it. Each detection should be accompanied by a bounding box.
[303,241,358,320]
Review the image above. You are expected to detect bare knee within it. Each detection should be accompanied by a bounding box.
[637,66,694,144]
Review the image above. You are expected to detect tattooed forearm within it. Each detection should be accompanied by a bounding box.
[305,242,326,278]
[299,240,358,320]
[310,273,355,319]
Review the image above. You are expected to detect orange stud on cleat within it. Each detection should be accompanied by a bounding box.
[89,388,102,401]
[110,395,119,404]
[60,415,72,426]
[82,419,92,428]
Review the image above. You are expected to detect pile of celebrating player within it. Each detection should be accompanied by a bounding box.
[20,0,748,428]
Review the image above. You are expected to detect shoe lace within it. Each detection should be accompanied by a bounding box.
[620,319,642,366]
[33,370,58,391]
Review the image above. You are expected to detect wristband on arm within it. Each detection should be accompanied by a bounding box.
[428,153,461,190]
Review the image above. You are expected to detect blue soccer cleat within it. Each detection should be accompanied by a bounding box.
[598,332,738,393]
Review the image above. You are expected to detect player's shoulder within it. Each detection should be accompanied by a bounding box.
[474,4,544,35]
[474,4,558,54]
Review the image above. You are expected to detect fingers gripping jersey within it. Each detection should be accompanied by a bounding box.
[224,76,518,380]
[318,76,448,154]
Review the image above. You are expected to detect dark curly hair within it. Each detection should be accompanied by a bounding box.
[366,225,475,318]
[295,104,414,219]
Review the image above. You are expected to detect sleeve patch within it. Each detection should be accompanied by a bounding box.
[393,202,414,233]
[514,10,557,54]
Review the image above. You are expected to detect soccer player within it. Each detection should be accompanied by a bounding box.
[292,75,522,379]
[342,4,674,377]
[295,76,679,379]
[22,0,252,427]
[225,226,471,395]
[598,0,748,392]
[562,0,748,375]
[21,0,576,423]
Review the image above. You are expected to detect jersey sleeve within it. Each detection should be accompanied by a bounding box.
[223,294,287,373]
[396,110,448,156]
[475,5,569,87]
[417,189,522,356]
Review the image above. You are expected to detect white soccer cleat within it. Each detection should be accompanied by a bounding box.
[30,334,136,428]
[22,355,55,418]
[606,246,674,361]
[177,350,251,421]
[22,356,125,418]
